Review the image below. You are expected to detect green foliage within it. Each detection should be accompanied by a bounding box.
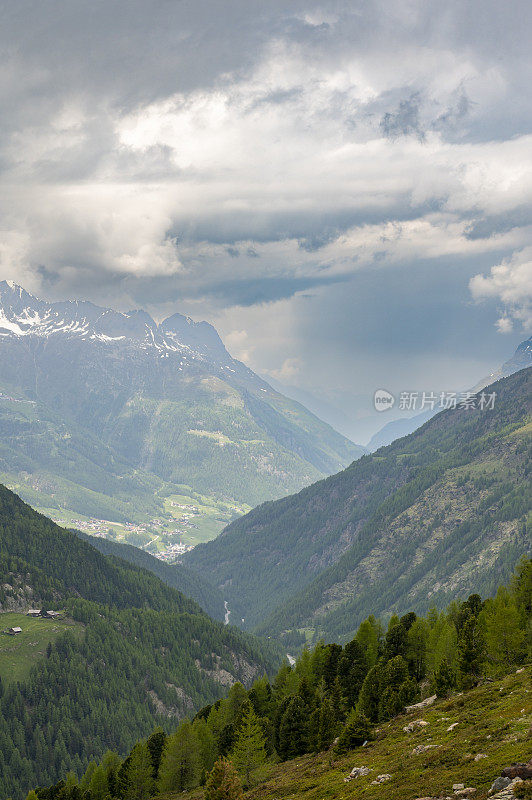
[0,486,280,799]
[158,721,199,793]
[10,546,532,800]
[334,710,373,754]
[480,587,526,670]
[278,698,308,761]
[124,743,153,800]
[434,658,457,697]
[231,707,266,783]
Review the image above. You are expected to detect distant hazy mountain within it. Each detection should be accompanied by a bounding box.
[365,409,434,452]
[184,368,531,641]
[367,335,532,452]
[0,281,364,541]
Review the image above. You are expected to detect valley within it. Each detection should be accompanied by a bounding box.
[184,368,532,642]
[0,282,364,558]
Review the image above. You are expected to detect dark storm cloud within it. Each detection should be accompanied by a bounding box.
[0,0,531,440]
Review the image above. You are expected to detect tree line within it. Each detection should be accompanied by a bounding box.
[27,557,531,800]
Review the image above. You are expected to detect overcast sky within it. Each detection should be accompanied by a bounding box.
[1,0,531,441]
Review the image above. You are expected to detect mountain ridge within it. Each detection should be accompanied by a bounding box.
[184,367,532,642]
[0,281,364,550]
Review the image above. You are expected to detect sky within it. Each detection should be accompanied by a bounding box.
[0,0,531,442]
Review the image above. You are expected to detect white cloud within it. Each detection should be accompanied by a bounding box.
[470,246,532,331]
[266,357,303,383]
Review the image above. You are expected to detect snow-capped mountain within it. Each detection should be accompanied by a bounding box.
[0,281,364,533]
[0,280,240,373]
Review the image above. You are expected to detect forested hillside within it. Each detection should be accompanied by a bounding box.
[73,530,228,622]
[27,559,532,800]
[0,486,281,798]
[185,368,532,642]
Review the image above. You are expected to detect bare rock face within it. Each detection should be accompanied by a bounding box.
[489,778,523,800]
[344,766,371,782]
[371,774,392,785]
[404,719,430,733]
[412,744,440,755]
[406,695,438,713]
[490,778,512,795]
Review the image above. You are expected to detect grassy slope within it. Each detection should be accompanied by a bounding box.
[0,612,82,684]
[176,667,532,800]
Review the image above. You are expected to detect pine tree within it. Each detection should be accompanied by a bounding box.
[335,710,373,754]
[125,742,154,800]
[317,698,337,751]
[204,758,243,800]
[146,729,166,782]
[231,707,266,784]
[406,618,429,680]
[458,614,485,684]
[278,697,307,760]
[337,639,368,710]
[158,721,199,792]
[434,658,457,697]
[88,764,108,800]
[481,588,526,670]
[356,664,383,723]
[356,616,382,668]
[192,717,217,777]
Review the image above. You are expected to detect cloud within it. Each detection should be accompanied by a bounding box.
[266,357,303,383]
[470,247,532,331]
[0,0,531,439]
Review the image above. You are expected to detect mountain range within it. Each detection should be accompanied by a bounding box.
[0,281,364,551]
[184,367,531,643]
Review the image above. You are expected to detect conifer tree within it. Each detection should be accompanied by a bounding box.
[192,717,217,777]
[231,707,266,784]
[146,729,166,782]
[88,764,108,800]
[337,639,368,710]
[356,663,383,722]
[278,697,307,760]
[434,658,457,697]
[481,588,526,670]
[356,616,382,668]
[204,758,243,800]
[458,614,485,684]
[126,742,154,800]
[317,698,337,751]
[334,710,373,754]
[158,721,199,792]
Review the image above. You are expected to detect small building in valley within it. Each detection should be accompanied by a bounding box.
[42,610,62,619]
[27,609,42,617]
[7,627,22,635]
